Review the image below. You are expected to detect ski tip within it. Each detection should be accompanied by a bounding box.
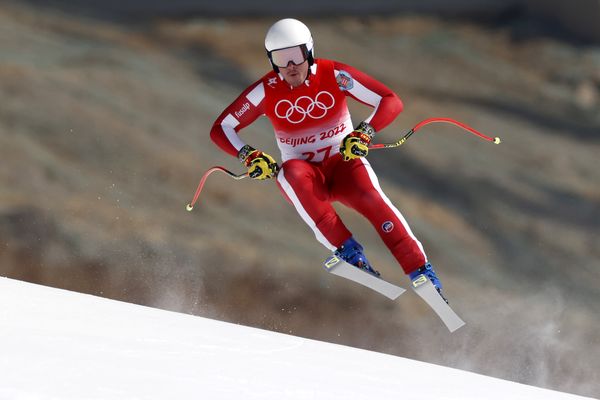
[186,204,194,212]
[493,136,501,144]
[449,320,466,333]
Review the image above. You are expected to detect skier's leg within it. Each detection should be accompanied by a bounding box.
[277,159,352,251]
[332,157,427,274]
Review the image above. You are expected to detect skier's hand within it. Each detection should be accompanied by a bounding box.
[339,122,375,161]
[238,145,279,180]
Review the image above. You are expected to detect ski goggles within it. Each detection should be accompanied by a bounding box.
[268,45,309,68]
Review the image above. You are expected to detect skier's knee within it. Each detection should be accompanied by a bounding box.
[352,189,382,209]
[280,159,313,182]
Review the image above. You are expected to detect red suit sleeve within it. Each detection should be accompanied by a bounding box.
[209,79,266,158]
[332,61,403,132]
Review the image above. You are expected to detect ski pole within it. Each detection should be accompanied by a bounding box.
[186,166,248,211]
[369,117,501,151]
[187,118,500,211]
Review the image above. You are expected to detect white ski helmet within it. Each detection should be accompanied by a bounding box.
[264,18,314,72]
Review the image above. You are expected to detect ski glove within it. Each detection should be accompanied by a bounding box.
[339,122,376,161]
[238,145,279,180]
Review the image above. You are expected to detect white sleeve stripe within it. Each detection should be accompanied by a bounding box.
[221,114,246,151]
[363,111,376,125]
[222,113,239,127]
[246,82,265,106]
[348,78,382,124]
[348,78,382,108]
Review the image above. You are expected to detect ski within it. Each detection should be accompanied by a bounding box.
[411,274,465,332]
[323,255,406,300]
[323,256,466,332]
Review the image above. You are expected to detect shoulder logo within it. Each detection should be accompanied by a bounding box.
[336,70,354,91]
[267,77,278,88]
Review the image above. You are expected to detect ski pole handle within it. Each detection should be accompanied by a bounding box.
[369,129,416,150]
[186,166,248,211]
[369,117,501,151]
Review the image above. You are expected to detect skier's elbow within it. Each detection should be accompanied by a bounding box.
[210,123,240,158]
[209,123,221,147]
[390,93,403,118]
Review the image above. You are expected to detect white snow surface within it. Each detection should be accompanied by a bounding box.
[0,277,593,400]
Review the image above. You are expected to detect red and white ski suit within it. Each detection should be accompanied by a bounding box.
[210,59,426,273]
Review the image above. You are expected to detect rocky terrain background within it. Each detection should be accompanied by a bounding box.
[1,1,599,397]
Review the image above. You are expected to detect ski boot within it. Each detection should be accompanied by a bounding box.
[335,237,381,277]
[409,263,447,302]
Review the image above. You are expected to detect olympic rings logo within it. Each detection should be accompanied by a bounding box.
[274,91,335,124]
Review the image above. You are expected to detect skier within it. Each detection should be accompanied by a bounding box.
[210,18,444,295]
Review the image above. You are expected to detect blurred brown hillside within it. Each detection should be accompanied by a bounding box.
[16,0,600,43]
[0,1,599,397]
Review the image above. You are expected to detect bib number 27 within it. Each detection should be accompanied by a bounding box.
[302,145,332,162]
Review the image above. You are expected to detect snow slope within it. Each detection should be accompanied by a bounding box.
[0,277,594,400]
